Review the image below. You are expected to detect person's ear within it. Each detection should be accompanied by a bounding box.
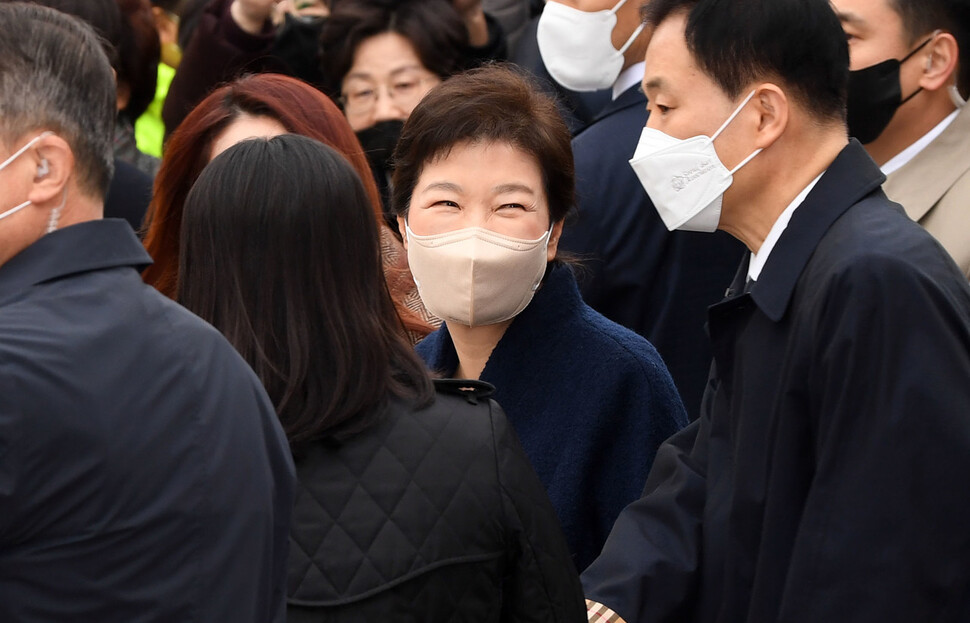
[28,134,74,207]
[919,32,959,92]
[397,215,408,250]
[750,83,788,151]
[546,220,564,263]
[116,81,131,113]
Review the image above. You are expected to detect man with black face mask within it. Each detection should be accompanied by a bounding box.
[835,0,970,277]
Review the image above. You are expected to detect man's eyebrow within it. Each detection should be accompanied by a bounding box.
[643,76,666,92]
[834,8,865,28]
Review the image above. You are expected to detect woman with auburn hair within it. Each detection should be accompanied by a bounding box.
[141,72,435,340]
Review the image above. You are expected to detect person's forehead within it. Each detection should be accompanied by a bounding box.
[346,33,426,81]
[830,0,900,31]
[642,13,712,94]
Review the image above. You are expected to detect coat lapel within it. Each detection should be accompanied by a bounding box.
[748,141,885,323]
[882,105,970,222]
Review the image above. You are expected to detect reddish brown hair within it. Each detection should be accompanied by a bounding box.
[142,73,433,337]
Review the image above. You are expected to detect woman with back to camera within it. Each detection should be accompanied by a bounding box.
[140,72,437,341]
[177,134,585,622]
[393,65,689,570]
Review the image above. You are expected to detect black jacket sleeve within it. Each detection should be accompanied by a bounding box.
[489,400,586,623]
[580,383,712,622]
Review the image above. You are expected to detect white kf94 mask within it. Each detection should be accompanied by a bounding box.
[629,90,762,232]
[405,222,552,327]
[537,0,645,92]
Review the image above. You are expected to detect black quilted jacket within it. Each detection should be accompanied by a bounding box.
[286,381,586,622]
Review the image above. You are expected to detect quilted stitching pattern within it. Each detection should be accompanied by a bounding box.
[288,394,507,606]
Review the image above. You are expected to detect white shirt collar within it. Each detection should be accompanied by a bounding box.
[747,174,823,282]
[881,109,960,176]
[612,62,645,101]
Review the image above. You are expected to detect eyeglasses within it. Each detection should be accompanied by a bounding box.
[340,73,437,118]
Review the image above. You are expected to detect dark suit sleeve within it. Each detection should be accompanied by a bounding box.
[0,371,20,541]
[775,256,970,621]
[490,400,586,623]
[580,386,712,623]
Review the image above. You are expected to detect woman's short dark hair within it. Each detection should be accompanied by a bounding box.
[390,64,575,225]
[643,0,849,123]
[178,134,434,449]
[318,0,468,99]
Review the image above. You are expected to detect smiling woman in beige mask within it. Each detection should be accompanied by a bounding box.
[394,65,689,570]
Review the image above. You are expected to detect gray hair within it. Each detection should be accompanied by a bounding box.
[0,3,116,198]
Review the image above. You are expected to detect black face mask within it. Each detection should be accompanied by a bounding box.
[356,120,405,221]
[355,120,405,184]
[846,35,935,144]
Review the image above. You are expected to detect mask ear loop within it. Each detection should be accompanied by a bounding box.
[609,0,631,13]
[607,0,645,54]
[616,23,646,54]
[0,131,53,171]
[708,90,764,174]
[710,90,758,142]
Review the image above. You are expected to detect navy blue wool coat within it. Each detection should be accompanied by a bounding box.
[417,263,687,570]
[582,141,970,622]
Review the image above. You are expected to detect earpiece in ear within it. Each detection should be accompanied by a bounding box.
[37,158,50,178]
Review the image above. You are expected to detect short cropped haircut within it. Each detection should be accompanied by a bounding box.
[890,0,970,96]
[642,0,850,123]
[318,0,468,101]
[0,4,116,198]
[390,64,575,225]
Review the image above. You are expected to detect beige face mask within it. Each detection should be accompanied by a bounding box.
[405,222,552,327]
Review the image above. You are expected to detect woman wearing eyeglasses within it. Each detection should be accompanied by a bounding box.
[320,0,505,223]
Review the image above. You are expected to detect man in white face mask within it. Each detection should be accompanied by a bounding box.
[582,0,970,621]
[536,0,744,419]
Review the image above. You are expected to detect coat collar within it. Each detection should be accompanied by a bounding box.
[0,219,151,306]
[882,104,970,222]
[418,263,582,378]
[743,140,886,322]
[586,84,646,128]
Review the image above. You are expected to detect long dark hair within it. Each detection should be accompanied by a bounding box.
[178,134,434,449]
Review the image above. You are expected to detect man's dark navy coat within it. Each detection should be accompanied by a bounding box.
[0,220,295,621]
[559,84,744,420]
[582,141,970,622]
